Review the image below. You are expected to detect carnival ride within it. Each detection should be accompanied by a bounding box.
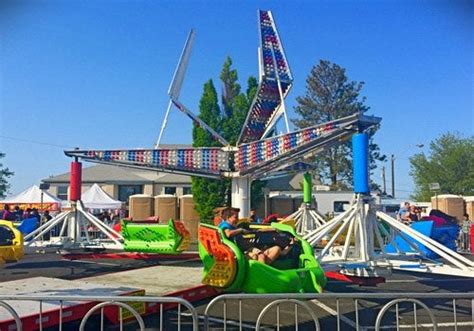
[23,161,124,249]
[302,133,474,278]
[284,172,327,234]
[122,219,190,254]
[59,8,474,286]
[199,222,326,293]
[60,10,373,281]
[0,220,24,263]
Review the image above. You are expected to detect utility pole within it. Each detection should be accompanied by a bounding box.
[391,154,395,198]
[381,165,386,195]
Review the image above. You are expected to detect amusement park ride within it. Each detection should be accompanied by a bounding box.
[24,161,124,249]
[27,10,474,280]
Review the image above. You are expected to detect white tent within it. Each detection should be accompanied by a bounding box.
[0,185,63,211]
[81,184,123,210]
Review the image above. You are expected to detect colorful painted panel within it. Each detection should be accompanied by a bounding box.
[236,123,338,171]
[66,148,230,176]
[238,10,293,144]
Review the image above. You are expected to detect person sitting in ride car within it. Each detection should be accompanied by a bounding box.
[218,210,294,265]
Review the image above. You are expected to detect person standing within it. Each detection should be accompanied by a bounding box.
[397,202,410,222]
[1,204,15,221]
[407,205,419,223]
[461,213,471,252]
[41,210,53,224]
[13,206,23,222]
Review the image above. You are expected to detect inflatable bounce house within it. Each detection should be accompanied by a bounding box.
[121,219,190,254]
[198,222,326,293]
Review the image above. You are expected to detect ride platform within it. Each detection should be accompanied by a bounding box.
[0,259,217,330]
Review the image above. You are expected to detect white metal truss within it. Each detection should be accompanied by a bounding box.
[303,194,474,278]
[24,201,123,250]
[285,202,326,235]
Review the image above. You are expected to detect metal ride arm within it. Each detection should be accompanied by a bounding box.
[238,10,293,144]
[236,113,381,178]
[155,28,229,147]
[376,211,474,272]
[156,29,196,148]
[64,147,230,179]
[171,99,229,146]
[261,42,291,137]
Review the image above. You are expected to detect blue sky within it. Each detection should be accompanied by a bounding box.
[1,0,472,199]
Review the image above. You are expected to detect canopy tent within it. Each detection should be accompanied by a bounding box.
[0,185,63,211]
[81,183,123,210]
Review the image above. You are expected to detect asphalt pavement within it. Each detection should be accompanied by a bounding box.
[1,250,474,330]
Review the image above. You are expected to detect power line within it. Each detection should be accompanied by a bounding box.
[0,135,74,149]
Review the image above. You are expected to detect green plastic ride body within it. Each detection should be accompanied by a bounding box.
[122,219,186,254]
[199,222,327,294]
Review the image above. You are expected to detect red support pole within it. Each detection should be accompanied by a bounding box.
[70,161,82,201]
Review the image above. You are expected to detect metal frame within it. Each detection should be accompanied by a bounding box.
[64,11,380,219]
[238,10,293,144]
[156,29,195,148]
[303,194,474,278]
[24,200,123,249]
[285,202,326,235]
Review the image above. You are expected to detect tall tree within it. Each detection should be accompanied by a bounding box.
[0,152,13,199]
[410,132,474,201]
[293,60,385,190]
[192,58,263,221]
[220,57,254,145]
[219,57,264,209]
[191,80,227,222]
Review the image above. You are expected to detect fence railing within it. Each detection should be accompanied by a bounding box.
[0,295,198,331]
[204,292,474,331]
[0,292,473,330]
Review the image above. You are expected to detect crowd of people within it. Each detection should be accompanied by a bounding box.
[1,204,118,228]
[0,204,50,224]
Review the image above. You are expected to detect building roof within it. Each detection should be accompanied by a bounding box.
[43,164,192,184]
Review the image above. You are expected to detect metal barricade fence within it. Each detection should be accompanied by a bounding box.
[0,295,199,331]
[0,292,473,330]
[203,292,474,331]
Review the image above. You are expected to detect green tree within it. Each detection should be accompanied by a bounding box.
[409,132,474,201]
[293,60,385,190]
[220,57,257,145]
[0,152,13,199]
[192,58,263,221]
[191,80,227,222]
[219,58,264,209]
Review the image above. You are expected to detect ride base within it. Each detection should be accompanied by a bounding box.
[304,194,474,278]
[24,200,123,250]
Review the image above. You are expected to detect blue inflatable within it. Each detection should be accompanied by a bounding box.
[385,220,459,259]
[17,217,39,235]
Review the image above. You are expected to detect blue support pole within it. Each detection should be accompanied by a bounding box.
[352,133,370,194]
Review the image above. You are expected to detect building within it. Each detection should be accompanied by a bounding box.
[43,163,376,218]
[42,164,192,203]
